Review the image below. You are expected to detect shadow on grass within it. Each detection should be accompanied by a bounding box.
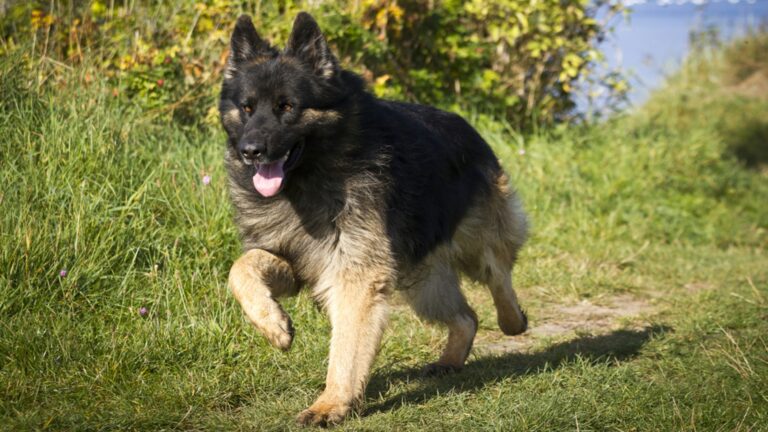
[365,325,670,415]
[728,117,768,168]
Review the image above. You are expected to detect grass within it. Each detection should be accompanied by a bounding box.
[2,31,768,431]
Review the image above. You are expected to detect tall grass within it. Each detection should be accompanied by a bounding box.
[1,28,767,431]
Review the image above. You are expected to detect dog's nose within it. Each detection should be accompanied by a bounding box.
[240,143,265,161]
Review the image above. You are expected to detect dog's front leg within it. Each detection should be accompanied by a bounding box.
[297,270,391,426]
[228,248,298,350]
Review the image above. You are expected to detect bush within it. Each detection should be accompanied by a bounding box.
[0,0,627,128]
[355,0,627,125]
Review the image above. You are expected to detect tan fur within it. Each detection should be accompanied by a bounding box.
[222,13,528,426]
[222,108,242,131]
[224,52,278,79]
[398,171,528,372]
[228,249,298,350]
[229,174,395,425]
[297,195,395,424]
[436,313,478,368]
[300,108,342,126]
[228,169,527,424]
[299,266,391,425]
[451,173,528,335]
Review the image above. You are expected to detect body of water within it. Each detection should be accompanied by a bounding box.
[599,0,768,106]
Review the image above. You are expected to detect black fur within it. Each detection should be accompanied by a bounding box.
[362,98,500,262]
[221,14,529,424]
[220,12,502,266]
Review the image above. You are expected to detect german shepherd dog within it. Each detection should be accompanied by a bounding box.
[220,12,528,426]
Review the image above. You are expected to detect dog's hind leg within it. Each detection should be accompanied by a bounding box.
[487,268,527,335]
[402,258,478,375]
[486,187,529,336]
[228,248,298,351]
[470,224,527,335]
[456,176,528,336]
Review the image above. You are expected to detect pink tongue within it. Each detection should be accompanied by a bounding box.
[253,160,286,197]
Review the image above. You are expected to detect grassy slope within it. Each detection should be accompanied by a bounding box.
[1,37,767,430]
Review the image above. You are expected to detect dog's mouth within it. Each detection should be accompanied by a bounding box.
[251,141,305,198]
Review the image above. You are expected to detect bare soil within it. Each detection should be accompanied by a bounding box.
[474,294,656,355]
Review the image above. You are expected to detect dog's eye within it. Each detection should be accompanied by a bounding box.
[242,104,253,114]
[278,102,293,113]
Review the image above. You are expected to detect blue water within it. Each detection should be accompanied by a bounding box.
[598,0,768,107]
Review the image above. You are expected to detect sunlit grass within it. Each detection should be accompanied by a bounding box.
[1,33,767,430]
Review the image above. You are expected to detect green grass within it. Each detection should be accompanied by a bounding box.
[2,34,768,430]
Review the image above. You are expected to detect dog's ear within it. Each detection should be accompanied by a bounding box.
[285,12,339,79]
[229,15,274,64]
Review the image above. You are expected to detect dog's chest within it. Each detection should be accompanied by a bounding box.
[235,193,340,284]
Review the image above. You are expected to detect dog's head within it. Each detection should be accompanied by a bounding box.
[220,12,348,198]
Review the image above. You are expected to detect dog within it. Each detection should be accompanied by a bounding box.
[219,12,529,426]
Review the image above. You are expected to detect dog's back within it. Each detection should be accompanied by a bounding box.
[356,97,507,265]
[357,97,529,341]
[221,13,528,426]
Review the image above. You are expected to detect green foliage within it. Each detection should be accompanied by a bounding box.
[645,28,768,169]
[1,30,768,429]
[722,28,768,84]
[356,0,627,125]
[0,0,626,128]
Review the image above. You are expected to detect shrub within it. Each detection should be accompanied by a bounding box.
[0,0,627,128]
[356,0,627,125]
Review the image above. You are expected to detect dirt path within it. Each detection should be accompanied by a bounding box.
[474,294,656,355]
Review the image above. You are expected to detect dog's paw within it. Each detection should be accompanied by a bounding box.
[421,362,462,377]
[264,311,294,351]
[498,308,528,336]
[296,402,350,427]
[248,303,294,351]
